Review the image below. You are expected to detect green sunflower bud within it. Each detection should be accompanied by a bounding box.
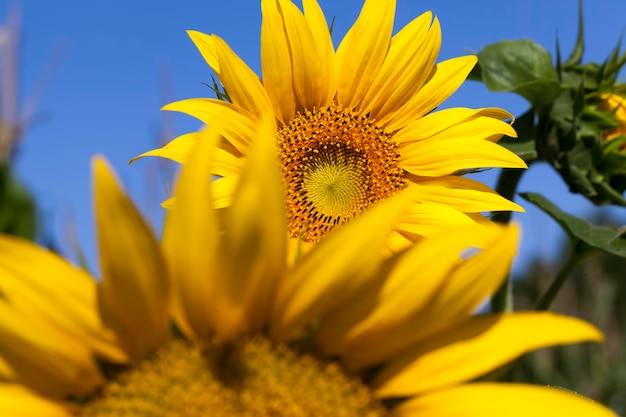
[470,1,626,206]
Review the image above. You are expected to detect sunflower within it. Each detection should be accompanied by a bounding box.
[0,123,614,416]
[599,93,626,144]
[135,0,527,252]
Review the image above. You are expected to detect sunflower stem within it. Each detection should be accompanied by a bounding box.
[536,243,599,311]
[491,168,525,313]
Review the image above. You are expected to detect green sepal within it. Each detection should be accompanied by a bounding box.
[498,110,538,162]
[563,0,585,68]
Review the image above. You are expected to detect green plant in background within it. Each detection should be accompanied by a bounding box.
[512,219,626,415]
[471,1,626,305]
[470,1,626,411]
[470,2,626,208]
[0,5,37,241]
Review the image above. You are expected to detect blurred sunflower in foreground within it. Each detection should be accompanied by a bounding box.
[0,123,614,416]
[136,0,526,252]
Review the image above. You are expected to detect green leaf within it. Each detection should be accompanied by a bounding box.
[520,192,626,257]
[476,39,560,108]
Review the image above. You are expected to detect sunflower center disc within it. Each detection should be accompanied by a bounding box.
[278,103,406,243]
[79,337,386,417]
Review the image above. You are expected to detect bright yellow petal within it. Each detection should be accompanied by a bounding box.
[411,113,517,143]
[399,137,527,177]
[161,98,257,154]
[163,174,239,213]
[212,36,275,121]
[261,0,296,124]
[363,12,438,120]
[375,312,603,397]
[335,0,395,109]
[162,128,221,339]
[406,176,525,213]
[131,130,243,177]
[187,30,220,74]
[215,117,288,341]
[393,203,477,241]
[211,174,239,209]
[302,0,337,106]
[0,384,73,417]
[411,223,518,335]
[391,383,616,417]
[316,224,488,355]
[0,300,104,397]
[94,156,170,359]
[386,56,477,132]
[277,0,324,110]
[131,131,200,165]
[341,223,517,370]
[0,235,127,364]
[271,195,409,342]
[392,107,514,144]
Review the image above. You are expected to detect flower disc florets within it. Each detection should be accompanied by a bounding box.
[278,103,406,242]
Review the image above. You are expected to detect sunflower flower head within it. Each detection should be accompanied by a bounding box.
[0,118,616,416]
[135,0,527,251]
[597,93,626,145]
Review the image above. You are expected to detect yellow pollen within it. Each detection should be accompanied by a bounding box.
[278,103,406,242]
[79,337,386,417]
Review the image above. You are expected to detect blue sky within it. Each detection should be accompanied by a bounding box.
[5,0,626,272]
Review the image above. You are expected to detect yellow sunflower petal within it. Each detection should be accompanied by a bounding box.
[162,174,240,212]
[411,223,518,333]
[162,128,221,339]
[317,224,491,355]
[0,301,104,397]
[399,137,527,177]
[387,55,477,132]
[135,130,243,176]
[414,114,517,143]
[393,107,514,144]
[187,30,220,74]
[161,196,174,209]
[94,156,170,359]
[0,384,74,417]
[271,195,409,342]
[375,312,603,397]
[393,203,477,240]
[216,117,288,341]
[406,176,525,213]
[211,174,238,209]
[277,0,324,109]
[0,235,126,364]
[212,36,275,121]
[335,0,395,109]
[302,0,337,106]
[362,12,437,120]
[131,131,200,165]
[391,383,616,417]
[341,223,518,370]
[261,0,297,124]
[161,98,257,154]
[384,231,415,254]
